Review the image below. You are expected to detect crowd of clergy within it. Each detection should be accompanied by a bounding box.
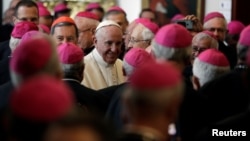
[0,0,250,141]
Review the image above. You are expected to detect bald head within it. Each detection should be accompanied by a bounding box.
[74,15,99,50]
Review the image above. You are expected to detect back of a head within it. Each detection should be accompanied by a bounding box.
[105,6,126,17]
[10,36,62,87]
[227,20,245,35]
[192,31,219,49]
[152,23,192,65]
[74,11,100,28]
[14,0,38,17]
[57,43,84,80]
[193,49,230,87]
[9,75,74,141]
[10,21,39,52]
[123,47,153,76]
[125,61,184,118]
[51,16,78,37]
[237,25,250,62]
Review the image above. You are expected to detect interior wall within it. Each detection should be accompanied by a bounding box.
[205,0,232,23]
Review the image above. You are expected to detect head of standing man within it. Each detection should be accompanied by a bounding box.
[13,0,39,25]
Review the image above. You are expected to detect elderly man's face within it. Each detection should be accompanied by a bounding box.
[106,13,128,34]
[13,6,39,25]
[192,38,212,60]
[94,26,123,64]
[74,17,96,50]
[203,18,227,41]
[128,24,151,49]
[52,25,78,46]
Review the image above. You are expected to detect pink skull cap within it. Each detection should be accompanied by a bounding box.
[171,14,185,22]
[10,38,52,77]
[76,11,99,20]
[154,23,192,48]
[203,12,225,23]
[124,47,153,67]
[54,3,70,13]
[10,75,74,121]
[11,21,39,38]
[136,18,159,34]
[86,2,102,11]
[57,43,84,64]
[198,48,229,66]
[227,20,245,35]
[129,61,182,89]
[39,6,51,16]
[107,6,126,14]
[238,25,250,46]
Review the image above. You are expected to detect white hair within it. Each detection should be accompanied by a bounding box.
[141,26,154,41]
[192,58,230,87]
[151,40,192,64]
[192,32,219,49]
[9,37,21,52]
[123,60,134,76]
[203,17,227,30]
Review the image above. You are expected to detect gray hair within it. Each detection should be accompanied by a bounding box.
[192,32,218,49]
[151,40,192,64]
[9,37,21,52]
[123,60,134,77]
[236,43,249,62]
[61,61,84,79]
[142,26,154,41]
[192,58,230,87]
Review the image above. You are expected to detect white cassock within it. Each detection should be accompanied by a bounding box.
[81,48,126,90]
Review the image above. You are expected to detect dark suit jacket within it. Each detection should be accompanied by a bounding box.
[0,81,13,109]
[0,40,11,61]
[195,70,250,133]
[0,57,10,85]
[64,79,109,116]
[218,41,237,69]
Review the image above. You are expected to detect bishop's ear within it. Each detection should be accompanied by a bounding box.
[192,75,200,90]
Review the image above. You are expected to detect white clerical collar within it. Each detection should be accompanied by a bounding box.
[92,48,113,67]
[62,78,80,83]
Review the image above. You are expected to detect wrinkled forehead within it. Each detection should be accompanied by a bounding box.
[96,25,122,35]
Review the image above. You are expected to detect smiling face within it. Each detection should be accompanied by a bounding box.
[94,26,123,64]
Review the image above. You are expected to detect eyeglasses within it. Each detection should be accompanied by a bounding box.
[192,46,208,53]
[129,37,150,44]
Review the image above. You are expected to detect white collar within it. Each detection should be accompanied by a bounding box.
[62,78,80,83]
[92,48,113,68]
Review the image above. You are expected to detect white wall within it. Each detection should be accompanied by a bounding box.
[117,0,142,23]
[3,0,11,15]
[205,0,232,23]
